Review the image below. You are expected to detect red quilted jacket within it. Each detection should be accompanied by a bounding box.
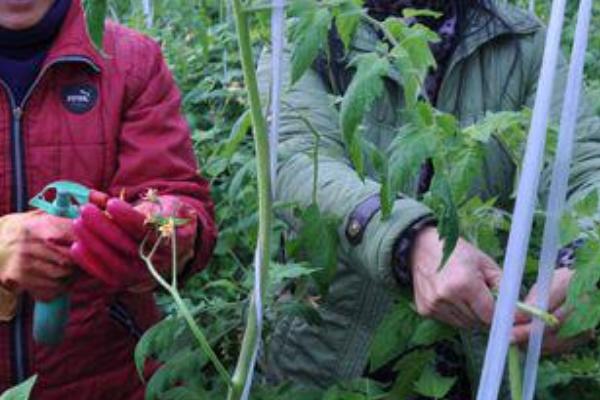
[0,1,217,398]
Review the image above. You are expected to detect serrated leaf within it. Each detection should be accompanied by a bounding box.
[567,241,600,302]
[340,53,390,176]
[388,126,436,194]
[289,5,332,84]
[0,376,37,400]
[426,172,459,267]
[135,317,192,381]
[561,292,600,338]
[449,147,483,205]
[389,349,435,399]
[333,0,363,50]
[289,204,340,294]
[413,365,457,399]
[369,299,419,371]
[146,348,208,400]
[84,0,107,50]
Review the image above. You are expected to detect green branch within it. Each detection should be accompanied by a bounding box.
[228,0,273,398]
[140,233,233,388]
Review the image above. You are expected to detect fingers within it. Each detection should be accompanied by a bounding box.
[479,254,502,290]
[3,257,73,302]
[79,205,140,258]
[431,302,471,328]
[106,199,148,241]
[467,286,496,326]
[70,241,120,287]
[72,219,141,286]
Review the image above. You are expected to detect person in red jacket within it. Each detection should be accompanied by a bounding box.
[0,0,217,398]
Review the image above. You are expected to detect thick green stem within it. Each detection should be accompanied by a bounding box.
[228,0,273,398]
[508,345,523,400]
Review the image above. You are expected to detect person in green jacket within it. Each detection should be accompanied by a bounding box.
[257,0,597,396]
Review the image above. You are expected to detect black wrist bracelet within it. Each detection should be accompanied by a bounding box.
[392,216,437,287]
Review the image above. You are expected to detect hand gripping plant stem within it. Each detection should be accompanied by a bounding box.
[476,0,568,398]
[228,0,274,399]
[522,0,593,399]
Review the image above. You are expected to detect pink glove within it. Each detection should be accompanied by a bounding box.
[70,195,198,289]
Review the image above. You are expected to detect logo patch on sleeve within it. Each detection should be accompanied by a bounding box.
[61,83,99,114]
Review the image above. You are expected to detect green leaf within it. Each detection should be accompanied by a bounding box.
[135,317,193,381]
[0,376,37,400]
[340,53,390,176]
[413,365,457,399]
[84,0,107,50]
[574,189,599,217]
[389,349,435,399]
[333,0,363,51]
[388,125,436,194]
[449,147,483,205]
[566,240,600,306]
[561,292,600,338]
[289,3,332,84]
[409,319,455,347]
[402,8,443,19]
[426,172,460,267]
[224,109,252,158]
[289,204,340,294]
[146,348,208,400]
[559,211,581,247]
[369,299,419,371]
[369,145,393,219]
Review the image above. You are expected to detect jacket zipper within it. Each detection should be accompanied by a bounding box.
[0,55,100,385]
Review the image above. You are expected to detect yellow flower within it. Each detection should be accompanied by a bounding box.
[159,218,176,238]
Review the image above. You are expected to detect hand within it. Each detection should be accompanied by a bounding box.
[410,227,501,329]
[0,211,75,302]
[512,268,592,354]
[70,195,198,289]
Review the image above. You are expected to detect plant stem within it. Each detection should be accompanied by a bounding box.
[140,236,233,388]
[508,345,523,400]
[516,301,559,327]
[229,0,273,398]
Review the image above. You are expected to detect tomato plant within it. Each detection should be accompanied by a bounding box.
[5,0,600,399]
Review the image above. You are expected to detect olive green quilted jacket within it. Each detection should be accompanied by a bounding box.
[256,2,600,389]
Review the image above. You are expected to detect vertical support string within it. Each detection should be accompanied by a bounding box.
[522,0,593,398]
[476,0,568,398]
[142,0,153,29]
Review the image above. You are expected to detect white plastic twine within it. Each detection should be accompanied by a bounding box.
[142,0,153,29]
[522,0,593,399]
[476,0,568,399]
[241,1,285,399]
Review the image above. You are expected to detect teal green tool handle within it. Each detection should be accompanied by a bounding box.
[33,295,70,346]
[30,183,90,346]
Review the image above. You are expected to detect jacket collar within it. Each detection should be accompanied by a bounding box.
[43,0,104,72]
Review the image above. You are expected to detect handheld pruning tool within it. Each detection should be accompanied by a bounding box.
[29,181,93,346]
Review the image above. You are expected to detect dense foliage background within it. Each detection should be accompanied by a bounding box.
[44,1,600,399]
